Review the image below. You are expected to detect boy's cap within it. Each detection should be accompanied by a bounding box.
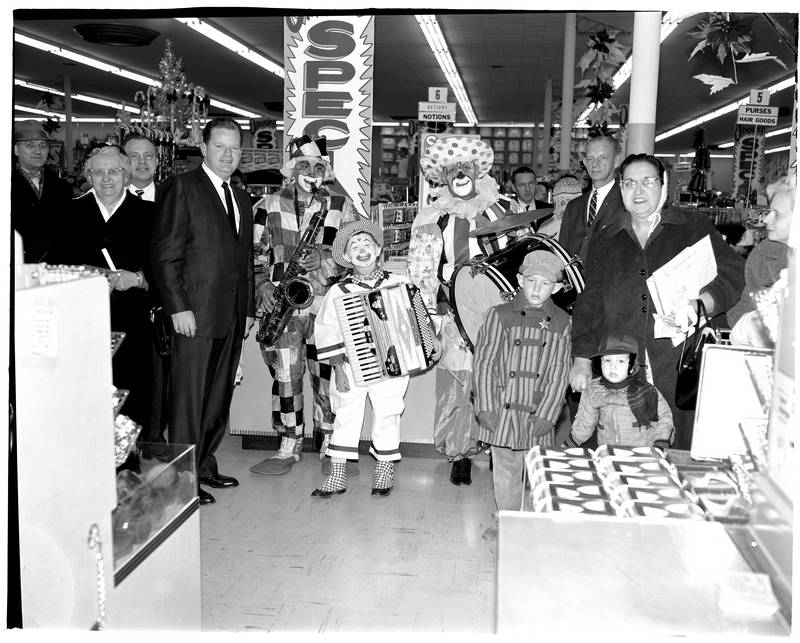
[519,250,563,281]
[14,120,49,143]
[594,332,639,357]
[332,218,383,268]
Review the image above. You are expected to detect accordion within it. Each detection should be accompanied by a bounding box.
[333,282,437,386]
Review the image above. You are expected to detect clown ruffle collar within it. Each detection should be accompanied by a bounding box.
[414,174,501,227]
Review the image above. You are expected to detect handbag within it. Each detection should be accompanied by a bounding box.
[149,305,172,356]
[675,300,716,411]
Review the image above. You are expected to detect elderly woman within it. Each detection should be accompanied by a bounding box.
[727,174,795,347]
[52,144,156,440]
[569,153,745,449]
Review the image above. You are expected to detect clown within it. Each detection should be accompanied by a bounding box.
[408,133,517,486]
[251,134,357,476]
[537,175,583,238]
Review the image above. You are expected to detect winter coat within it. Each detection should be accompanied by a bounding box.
[568,378,674,449]
[571,206,745,449]
[473,293,571,449]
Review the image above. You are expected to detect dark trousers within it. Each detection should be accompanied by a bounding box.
[145,342,170,443]
[169,313,243,479]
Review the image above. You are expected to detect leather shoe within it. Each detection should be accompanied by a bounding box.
[450,458,472,486]
[199,473,240,488]
[311,488,346,499]
[371,486,393,497]
[198,488,216,505]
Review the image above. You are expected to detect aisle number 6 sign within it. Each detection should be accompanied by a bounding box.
[429,87,448,103]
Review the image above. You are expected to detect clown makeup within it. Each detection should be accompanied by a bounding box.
[600,354,632,384]
[444,160,478,200]
[293,158,327,196]
[344,232,381,273]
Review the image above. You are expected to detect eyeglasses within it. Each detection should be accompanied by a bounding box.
[620,176,661,191]
[90,168,124,179]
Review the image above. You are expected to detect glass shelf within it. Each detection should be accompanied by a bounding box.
[112,443,196,580]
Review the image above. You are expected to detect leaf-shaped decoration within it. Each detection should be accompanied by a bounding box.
[574,78,595,89]
[578,49,600,74]
[737,51,788,69]
[688,13,753,65]
[693,73,736,94]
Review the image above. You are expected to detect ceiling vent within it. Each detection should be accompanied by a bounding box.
[74,23,159,47]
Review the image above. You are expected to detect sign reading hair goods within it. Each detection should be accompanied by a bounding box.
[732,126,766,200]
[284,16,374,218]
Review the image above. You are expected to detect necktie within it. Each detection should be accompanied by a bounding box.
[222,182,237,236]
[587,189,598,227]
[135,189,144,198]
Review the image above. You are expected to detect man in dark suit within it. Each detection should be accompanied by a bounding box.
[11,120,74,263]
[558,134,624,263]
[151,118,255,506]
[557,134,625,442]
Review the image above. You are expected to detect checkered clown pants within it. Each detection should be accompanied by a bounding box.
[260,311,334,438]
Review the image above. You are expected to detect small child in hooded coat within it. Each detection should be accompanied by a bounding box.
[564,332,674,450]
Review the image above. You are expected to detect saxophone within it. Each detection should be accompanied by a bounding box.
[256,185,329,346]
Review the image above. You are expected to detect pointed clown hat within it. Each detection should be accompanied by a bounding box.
[419,134,494,184]
[281,134,335,181]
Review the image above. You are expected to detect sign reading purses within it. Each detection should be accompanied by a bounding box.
[284,15,374,218]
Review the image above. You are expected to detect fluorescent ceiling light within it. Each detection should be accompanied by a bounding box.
[718,141,736,149]
[15,32,157,86]
[717,126,792,149]
[16,78,142,114]
[765,145,791,155]
[15,30,261,119]
[14,104,62,118]
[415,15,478,125]
[655,76,796,143]
[175,18,284,79]
[577,12,694,125]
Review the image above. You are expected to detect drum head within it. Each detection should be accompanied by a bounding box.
[450,264,512,351]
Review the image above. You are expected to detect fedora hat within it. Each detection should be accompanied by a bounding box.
[14,120,50,143]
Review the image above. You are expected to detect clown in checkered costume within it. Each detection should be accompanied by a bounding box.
[407,134,520,487]
[251,135,357,475]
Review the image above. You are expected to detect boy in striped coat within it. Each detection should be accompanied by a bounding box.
[473,250,572,513]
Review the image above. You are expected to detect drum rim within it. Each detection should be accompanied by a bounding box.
[449,261,513,352]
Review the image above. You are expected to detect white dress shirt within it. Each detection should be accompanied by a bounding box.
[201,163,240,232]
[127,182,156,202]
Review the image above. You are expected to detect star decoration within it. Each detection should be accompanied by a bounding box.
[538,318,550,331]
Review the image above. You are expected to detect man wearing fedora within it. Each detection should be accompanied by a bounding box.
[12,119,74,263]
[251,135,357,476]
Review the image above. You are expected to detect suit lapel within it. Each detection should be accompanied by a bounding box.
[195,168,240,240]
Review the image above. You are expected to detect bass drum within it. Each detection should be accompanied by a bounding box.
[449,234,584,351]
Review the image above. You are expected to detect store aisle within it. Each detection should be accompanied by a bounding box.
[198,432,498,632]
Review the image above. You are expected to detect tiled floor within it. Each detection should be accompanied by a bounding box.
[199,433,499,632]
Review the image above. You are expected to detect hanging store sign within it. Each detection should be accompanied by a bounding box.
[284,15,375,218]
[732,126,766,200]
[418,101,456,122]
[736,105,779,127]
[249,119,279,150]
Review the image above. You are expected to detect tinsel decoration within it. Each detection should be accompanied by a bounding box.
[688,128,711,193]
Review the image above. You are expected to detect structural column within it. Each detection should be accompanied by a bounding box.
[559,13,576,172]
[63,75,74,173]
[627,12,662,155]
[541,79,552,176]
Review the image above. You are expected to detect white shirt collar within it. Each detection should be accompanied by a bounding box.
[128,182,155,202]
[201,163,240,231]
[90,189,126,222]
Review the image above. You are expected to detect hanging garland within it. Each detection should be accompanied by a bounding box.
[573,28,628,134]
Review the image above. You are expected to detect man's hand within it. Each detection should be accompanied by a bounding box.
[109,269,140,291]
[172,310,197,337]
[256,282,276,313]
[333,364,350,393]
[301,248,322,272]
[568,357,592,392]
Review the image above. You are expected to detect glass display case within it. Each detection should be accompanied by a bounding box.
[112,443,197,581]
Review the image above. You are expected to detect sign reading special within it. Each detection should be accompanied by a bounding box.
[284,15,374,218]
